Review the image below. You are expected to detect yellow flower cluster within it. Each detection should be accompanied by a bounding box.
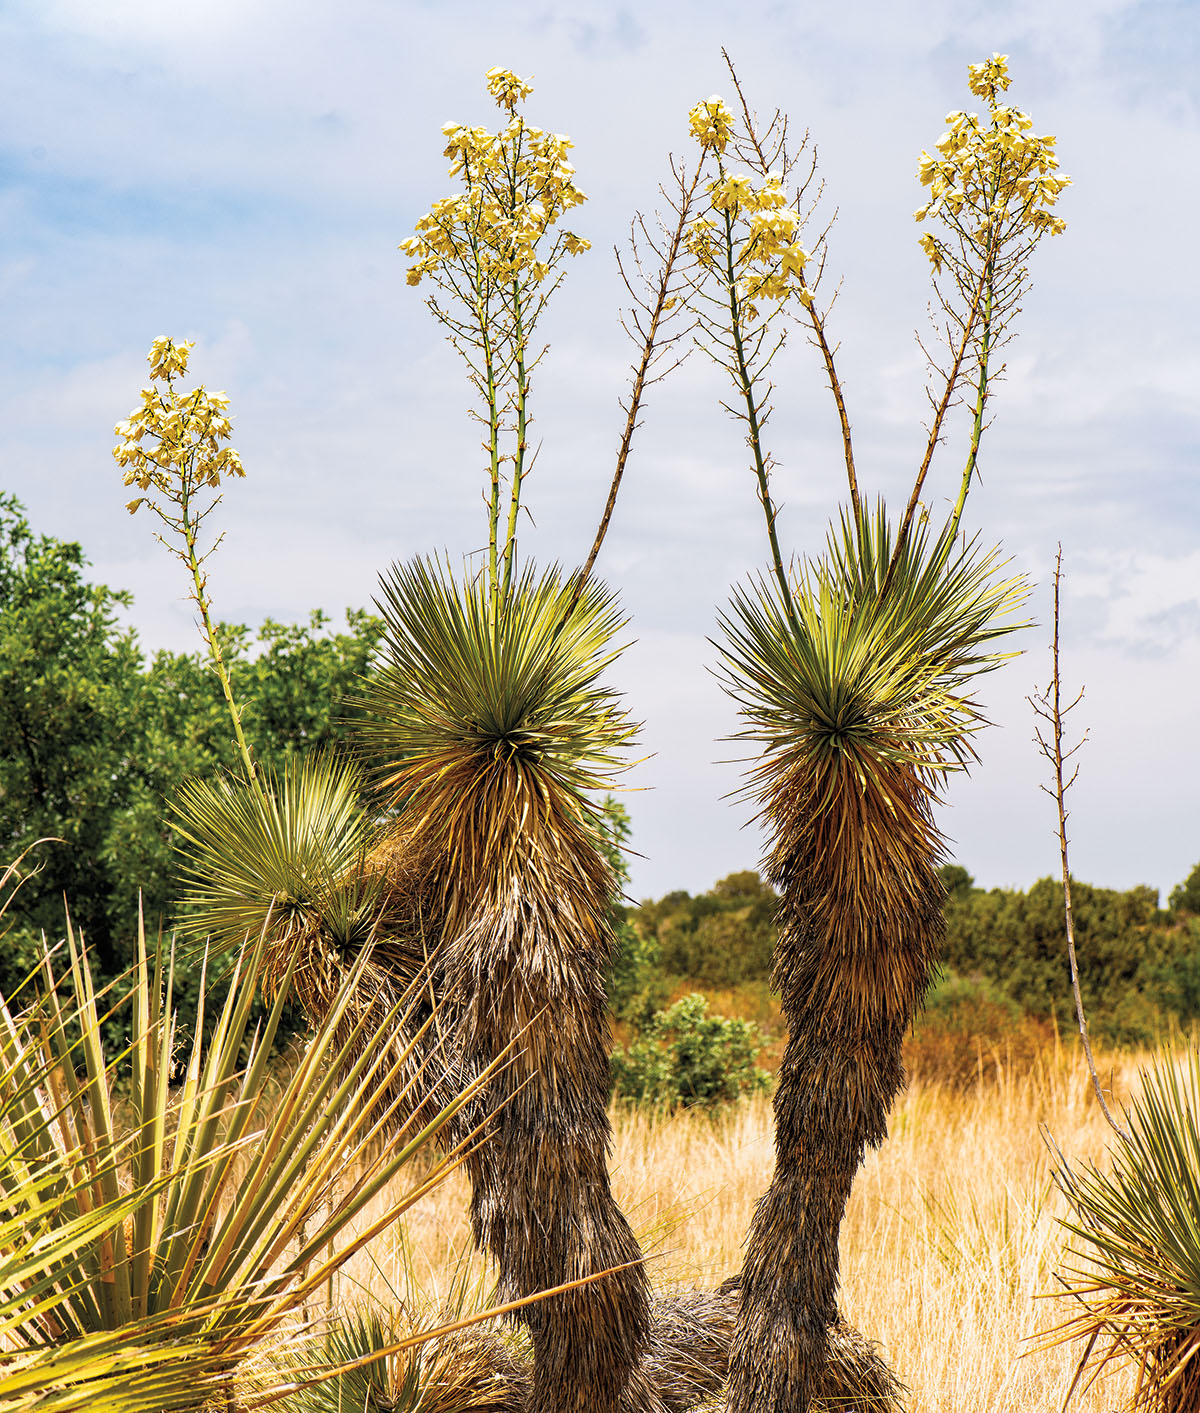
[148,333,192,382]
[915,54,1069,269]
[967,52,1012,101]
[401,72,588,289]
[485,66,534,112]
[113,338,244,514]
[691,168,811,310]
[688,95,735,152]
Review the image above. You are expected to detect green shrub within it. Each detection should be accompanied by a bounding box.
[632,871,778,987]
[607,918,670,1023]
[611,994,771,1108]
[905,968,1055,1089]
[938,869,1196,1044]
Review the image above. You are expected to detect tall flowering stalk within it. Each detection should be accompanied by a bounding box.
[385,67,701,1413]
[112,338,256,785]
[401,67,590,616]
[682,56,1068,1411]
[905,51,1070,552]
[682,86,815,615]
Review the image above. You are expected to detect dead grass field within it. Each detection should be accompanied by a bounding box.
[323,1038,1141,1411]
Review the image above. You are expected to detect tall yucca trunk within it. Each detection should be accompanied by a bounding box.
[726,759,942,1412]
[434,802,659,1413]
[361,561,659,1413]
[719,511,1025,1411]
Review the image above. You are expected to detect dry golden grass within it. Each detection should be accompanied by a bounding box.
[316,1039,1141,1410]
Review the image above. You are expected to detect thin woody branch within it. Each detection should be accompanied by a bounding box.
[571,156,704,601]
[1029,544,1130,1142]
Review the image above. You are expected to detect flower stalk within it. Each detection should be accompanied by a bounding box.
[112,337,260,790]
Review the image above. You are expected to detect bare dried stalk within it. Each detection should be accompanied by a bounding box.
[575,155,704,595]
[721,53,860,522]
[1030,545,1130,1142]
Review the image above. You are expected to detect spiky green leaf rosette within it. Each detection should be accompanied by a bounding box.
[172,752,383,969]
[362,557,635,896]
[717,505,1027,1003]
[1049,1050,1200,1412]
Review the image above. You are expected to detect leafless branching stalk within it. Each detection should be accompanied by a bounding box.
[720,52,861,521]
[1029,544,1130,1142]
[575,154,704,593]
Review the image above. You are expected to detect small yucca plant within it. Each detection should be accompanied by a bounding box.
[0,901,492,1411]
[1048,1051,1200,1412]
[272,1302,531,1413]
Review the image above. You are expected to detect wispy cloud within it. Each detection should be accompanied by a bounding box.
[2,0,1197,899]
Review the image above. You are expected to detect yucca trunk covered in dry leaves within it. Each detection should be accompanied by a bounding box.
[437,812,656,1412]
[718,517,1024,1410]
[681,53,1066,1412]
[363,559,661,1413]
[729,772,943,1408]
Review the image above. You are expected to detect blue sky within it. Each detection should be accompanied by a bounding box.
[2,0,1198,901]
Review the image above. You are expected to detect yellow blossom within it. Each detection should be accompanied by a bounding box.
[684,217,718,266]
[779,242,810,278]
[710,172,755,213]
[915,55,1069,270]
[113,340,244,516]
[148,336,193,382]
[688,95,736,152]
[402,72,588,288]
[967,52,1012,100]
[918,231,943,272]
[485,67,533,112]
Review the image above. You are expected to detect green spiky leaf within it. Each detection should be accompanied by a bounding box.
[1049,1048,1200,1411]
[172,751,382,955]
[358,558,635,888]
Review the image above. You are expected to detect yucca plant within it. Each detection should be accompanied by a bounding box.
[0,851,227,1410]
[0,1042,225,1411]
[112,335,487,1157]
[120,63,693,1413]
[1047,1051,1200,1411]
[270,1301,531,1413]
[718,510,1025,1405]
[0,903,493,1410]
[358,556,659,1413]
[372,66,703,1413]
[679,53,1067,1409]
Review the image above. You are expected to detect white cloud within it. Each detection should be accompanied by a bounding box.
[2,0,1197,899]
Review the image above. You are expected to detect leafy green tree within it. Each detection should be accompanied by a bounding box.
[0,493,142,979]
[941,874,1172,1042]
[594,795,667,1021]
[0,492,383,1001]
[1169,861,1200,917]
[938,863,975,904]
[631,870,778,987]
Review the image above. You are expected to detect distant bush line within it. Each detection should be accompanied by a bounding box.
[620,861,1200,1048]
